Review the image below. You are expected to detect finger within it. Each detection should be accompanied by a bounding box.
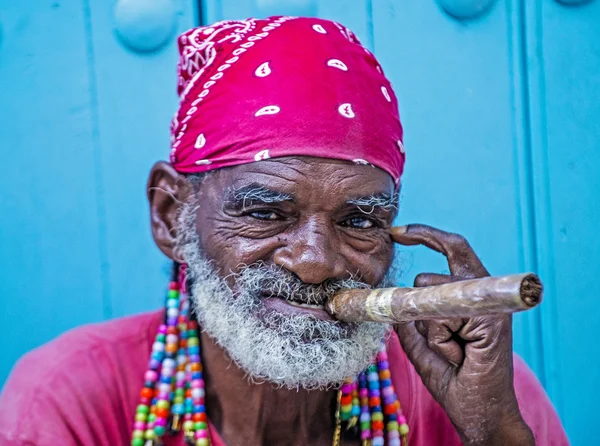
[425,320,465,367]
[391,225,489,278]
[414,273,465,288]
[415,320,428,337]
[412,273,467,365]
[395,322,455,389]
[457,316,515,381]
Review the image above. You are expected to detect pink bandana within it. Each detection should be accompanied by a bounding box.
[170,16,405,184]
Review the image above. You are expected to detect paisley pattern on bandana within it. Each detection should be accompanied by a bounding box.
[170,16,405,184]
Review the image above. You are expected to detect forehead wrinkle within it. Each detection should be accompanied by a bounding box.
[227,163,312,188]
[324,169,391,194]
[270,163,312,180]
[259,168,309,184]
[333,170,381,186]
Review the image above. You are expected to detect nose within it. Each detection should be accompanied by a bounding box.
[273,219,346,284]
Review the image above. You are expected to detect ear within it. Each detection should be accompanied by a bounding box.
[147,161,190,260]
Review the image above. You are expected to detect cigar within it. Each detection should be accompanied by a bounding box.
[326,273,543,323]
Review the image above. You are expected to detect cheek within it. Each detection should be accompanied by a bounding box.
[342,231,394,285]
[197,222,281,274]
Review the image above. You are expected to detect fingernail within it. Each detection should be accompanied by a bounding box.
[392,225,408,235]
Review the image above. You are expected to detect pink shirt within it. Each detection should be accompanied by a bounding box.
[0,311,568,445]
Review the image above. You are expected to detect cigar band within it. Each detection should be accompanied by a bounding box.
[365,289,395,323]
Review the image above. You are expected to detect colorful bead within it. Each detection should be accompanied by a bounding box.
[399,423,410,435]
[195,430,209,439]
[388,429,400,439]
[133,427,145,438]
[140,387,153,399]
[144,371,158,382]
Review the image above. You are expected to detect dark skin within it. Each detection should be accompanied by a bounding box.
[148,156,535,446]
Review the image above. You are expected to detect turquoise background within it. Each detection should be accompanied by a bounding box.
[0,0,598,444]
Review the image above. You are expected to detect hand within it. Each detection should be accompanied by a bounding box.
[391,224,535,446]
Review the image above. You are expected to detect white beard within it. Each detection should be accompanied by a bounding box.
[177,202,389,390]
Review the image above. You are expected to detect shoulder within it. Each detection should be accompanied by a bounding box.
[512,355,570,445]
[0,310,163,445]
[3,309,162,391]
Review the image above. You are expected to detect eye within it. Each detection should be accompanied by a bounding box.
[341,216,377,229]
[249,210,281,221]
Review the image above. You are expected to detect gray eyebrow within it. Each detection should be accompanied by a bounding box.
[347,192,399,215]
[226,184,293,209]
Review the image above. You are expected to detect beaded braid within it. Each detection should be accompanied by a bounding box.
[337,346,409,446]
[132,263,210,446]
[132,263,409,446]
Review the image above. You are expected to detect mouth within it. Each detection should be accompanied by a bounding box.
[286,301,325,310]
[259,291,336,321]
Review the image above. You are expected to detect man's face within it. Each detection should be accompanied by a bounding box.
[172,156,398,388]
[192,156,396,288]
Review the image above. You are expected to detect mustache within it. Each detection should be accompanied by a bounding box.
[232,263,372,306]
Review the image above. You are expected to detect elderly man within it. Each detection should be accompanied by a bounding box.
[0,16,567,446]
